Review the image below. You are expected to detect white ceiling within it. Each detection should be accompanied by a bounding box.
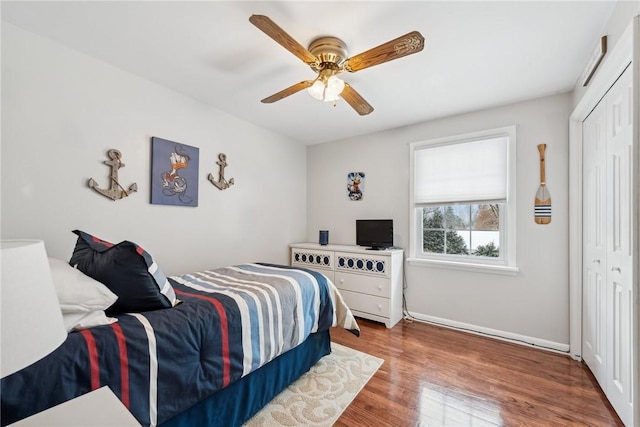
[2,1,616,145]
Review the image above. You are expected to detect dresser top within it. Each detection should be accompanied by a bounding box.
[290,242,403,255]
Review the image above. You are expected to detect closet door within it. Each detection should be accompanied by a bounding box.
[582,98,607,386]
[582,64,634,426]
[604,65,633,425]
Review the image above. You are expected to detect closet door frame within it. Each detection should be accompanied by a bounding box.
[569,16,638,424]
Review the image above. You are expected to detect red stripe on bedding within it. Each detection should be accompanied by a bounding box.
[174,289,231,387]
[80,329,100,390]
[110,323,130,408]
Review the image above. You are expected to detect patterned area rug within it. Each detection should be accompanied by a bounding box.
[244,343,383,427]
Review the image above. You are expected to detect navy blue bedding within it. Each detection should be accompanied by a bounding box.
[161,330,331,427]
[1,263,359,426]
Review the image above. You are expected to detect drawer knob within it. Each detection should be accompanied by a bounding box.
[340,279,344,284]
[377,304,382,310]
[378,285,382,291]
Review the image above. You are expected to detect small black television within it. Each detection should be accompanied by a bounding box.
[356,219,393,250]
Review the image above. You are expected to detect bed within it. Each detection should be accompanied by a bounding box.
[1,231,359,427]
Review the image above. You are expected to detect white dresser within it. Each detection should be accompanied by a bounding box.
[290,243,404,328]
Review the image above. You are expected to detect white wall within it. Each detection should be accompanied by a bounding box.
[307,93,572,349]
[1,23,307,275]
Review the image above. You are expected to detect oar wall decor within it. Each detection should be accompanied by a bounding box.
[534,144,551,224]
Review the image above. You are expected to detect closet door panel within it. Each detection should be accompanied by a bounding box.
[582,99,607,385]
[604,65,633,426]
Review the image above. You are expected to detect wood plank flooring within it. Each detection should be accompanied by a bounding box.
[330,318,623,426]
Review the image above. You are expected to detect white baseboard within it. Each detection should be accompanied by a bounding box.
[405,311,571,355]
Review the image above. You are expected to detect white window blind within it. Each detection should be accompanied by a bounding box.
[414,136,508,204]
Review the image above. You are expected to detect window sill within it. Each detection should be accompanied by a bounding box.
[407,257,519,276]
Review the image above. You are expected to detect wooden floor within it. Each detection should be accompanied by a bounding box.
[330,318,623,427]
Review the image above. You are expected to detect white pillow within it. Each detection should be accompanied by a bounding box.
[62,311,117,332]
[48,257,118,313]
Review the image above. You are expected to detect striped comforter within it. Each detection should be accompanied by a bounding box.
[1,263,359,427]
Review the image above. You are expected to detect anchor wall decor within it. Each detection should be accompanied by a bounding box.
[88,149,138,200]
[208,153,235,190]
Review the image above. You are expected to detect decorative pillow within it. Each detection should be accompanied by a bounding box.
[62,311,117,332]
[48,257,118,313]
[69,230,178,315]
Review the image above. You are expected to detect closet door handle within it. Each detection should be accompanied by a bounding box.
[611,266,621,273]
[593,259,601,264]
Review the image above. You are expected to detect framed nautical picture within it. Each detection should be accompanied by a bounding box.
[150,137,199,207]
[347,172,365,201]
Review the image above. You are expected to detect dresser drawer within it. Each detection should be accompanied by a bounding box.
[334,251,390,278]
[334,271,390,298]
[340,290,390,318]
[291,248,334,271]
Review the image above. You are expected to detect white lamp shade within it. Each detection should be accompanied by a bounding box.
[1,240,67,377]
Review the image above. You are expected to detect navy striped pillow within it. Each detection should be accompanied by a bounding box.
[70,230,178,315]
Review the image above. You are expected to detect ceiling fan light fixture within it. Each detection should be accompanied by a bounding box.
[327,75,345,96]
[307,75,345,102]
[308,80,326,100]
[323,92,340,102]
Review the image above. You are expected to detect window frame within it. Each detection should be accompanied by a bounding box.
[408,126,518,276]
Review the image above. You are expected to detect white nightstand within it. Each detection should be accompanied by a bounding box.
[9,386,140,426]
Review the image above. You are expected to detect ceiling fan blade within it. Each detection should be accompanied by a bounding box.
[340,83,374,116]
[343,31,425,73]
[249,15,317,65]
[261,80,314,103]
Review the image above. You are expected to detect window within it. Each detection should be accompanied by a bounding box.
[409,126,518,275]
[422,204,501,256]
